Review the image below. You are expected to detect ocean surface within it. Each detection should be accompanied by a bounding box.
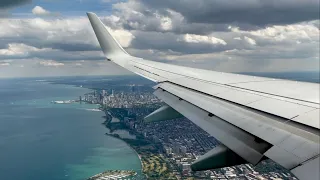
[0,78,142,180]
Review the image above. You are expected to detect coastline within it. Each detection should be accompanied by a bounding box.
[101,107,177,179]
[105,133,146,179]
[104,130,176,179]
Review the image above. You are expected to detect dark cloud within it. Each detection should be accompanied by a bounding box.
[48,43,100,52]
[0,0,31,9]
[140,0,320,26]
[111,1,234,34]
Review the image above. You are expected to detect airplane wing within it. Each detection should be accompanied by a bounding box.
[87,12,319,180]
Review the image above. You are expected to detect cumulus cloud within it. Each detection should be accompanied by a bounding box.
[244,36,256,45]
[0,17,105,61]
[31,6,60,16]
[109,1,230,34]
[105,27,135,47]
[0,43,46,56]
[32,6,50,16]
[183,34,227,45]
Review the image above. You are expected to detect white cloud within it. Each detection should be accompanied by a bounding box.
[160,16,172,31]
[32,6,50,16]
[0,43,48,56]
[183,34,227,45]
[0,63,10,66]
[106,27,135,48]
[39,60,64,67]
[248,24,319,42]
[244,36,256,45]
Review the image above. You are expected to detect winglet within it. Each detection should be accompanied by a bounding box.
[87,12,128,58]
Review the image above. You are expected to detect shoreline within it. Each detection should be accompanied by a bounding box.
[105,133,144,169]
[105,133,146,179]
[101,109,176,179]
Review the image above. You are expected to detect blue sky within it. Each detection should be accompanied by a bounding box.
[0,0,319,78]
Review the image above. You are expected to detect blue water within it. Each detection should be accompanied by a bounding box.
[0,78,142,180]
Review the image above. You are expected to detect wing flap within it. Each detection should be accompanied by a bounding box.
[154,88,271,165]
[155,82,320,169]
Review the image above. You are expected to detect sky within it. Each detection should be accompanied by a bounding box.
[0,0,319,78]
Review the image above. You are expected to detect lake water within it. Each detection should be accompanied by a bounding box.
[0,78,142,180]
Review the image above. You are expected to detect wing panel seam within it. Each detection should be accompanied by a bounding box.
[131,60,319,105]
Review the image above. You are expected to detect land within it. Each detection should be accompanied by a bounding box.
[87,170,136,180]
[60,76,298,180]
[105,116,177,179]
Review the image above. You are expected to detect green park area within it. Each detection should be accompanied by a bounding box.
[121,138,177,180]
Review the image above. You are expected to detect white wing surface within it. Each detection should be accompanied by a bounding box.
[87,12,319,180]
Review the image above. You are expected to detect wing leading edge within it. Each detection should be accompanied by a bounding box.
[87,12,320,180]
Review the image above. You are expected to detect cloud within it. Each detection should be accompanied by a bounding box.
[0,0,31,9]
[0,43,105,61]
[0,17,106,61]
[129,31,230,54]
[110,1,231,34]
[31,6,60,16]
[105,27,135,47]
[39,60,64,67]
[0,59,133,78]
[244,36,256,45]
[0,0,319,77]
[139,0,320,26]
[0,62,10,66]
[182,34,227,45]
[32,6,50,16]
[0,43,46,56]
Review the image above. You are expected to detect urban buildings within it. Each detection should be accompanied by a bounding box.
[82,85,297,180]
